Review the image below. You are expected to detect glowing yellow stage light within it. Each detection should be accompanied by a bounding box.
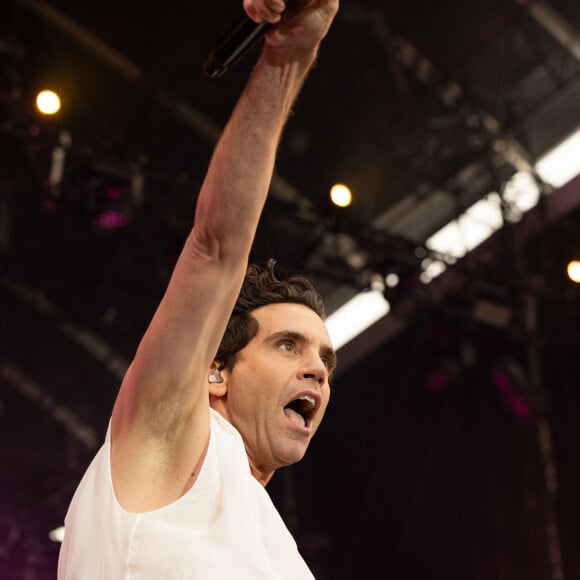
[567,260,580,284]
[36,90,61,115]
[330,183,352,208]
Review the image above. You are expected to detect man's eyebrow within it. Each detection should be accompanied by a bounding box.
[267,330,307,343]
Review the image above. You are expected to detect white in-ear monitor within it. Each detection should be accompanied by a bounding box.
[208,368,223,384]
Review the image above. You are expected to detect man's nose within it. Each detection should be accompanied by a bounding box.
[300,354,326,385]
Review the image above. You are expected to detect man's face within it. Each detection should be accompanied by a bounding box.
[214,302,336,484]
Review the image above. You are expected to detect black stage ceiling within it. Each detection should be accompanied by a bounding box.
[1,0,580,578]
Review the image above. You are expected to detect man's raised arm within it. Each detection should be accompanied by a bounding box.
[108,0,339,512]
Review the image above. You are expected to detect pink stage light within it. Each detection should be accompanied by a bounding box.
[93,209,130,231]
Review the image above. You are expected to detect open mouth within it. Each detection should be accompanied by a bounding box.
[283,394,317,429]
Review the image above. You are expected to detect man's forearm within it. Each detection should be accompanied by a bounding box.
[192,44,319,262]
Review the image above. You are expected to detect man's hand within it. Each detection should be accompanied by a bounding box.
[244,0,339,52]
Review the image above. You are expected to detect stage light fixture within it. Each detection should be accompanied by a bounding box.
[330,183,352,208]
[90,185,133,232]
[36,89,61,115]
[567,260,580,283]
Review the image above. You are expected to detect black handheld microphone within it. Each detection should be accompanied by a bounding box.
[203,2,294,79]
[204,17,271,79]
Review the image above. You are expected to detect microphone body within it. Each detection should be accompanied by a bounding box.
[204,2,294,79]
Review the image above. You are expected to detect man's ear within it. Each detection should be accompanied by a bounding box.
[208,361,227,398]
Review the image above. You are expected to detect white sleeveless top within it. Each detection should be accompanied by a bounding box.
[58,409,314,579]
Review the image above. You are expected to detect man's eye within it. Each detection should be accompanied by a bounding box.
[278,340,296,352]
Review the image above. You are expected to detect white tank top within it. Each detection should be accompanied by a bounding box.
[58,409,315,579]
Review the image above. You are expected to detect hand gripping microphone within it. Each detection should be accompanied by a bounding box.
[203,2,294,79]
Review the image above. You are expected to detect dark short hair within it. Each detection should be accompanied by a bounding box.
[215,259,325,370]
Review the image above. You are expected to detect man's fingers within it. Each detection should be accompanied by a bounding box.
[244,0,286,24]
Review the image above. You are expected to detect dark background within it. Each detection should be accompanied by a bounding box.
[1,0,580,578]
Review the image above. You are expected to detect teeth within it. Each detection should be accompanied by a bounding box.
[299,395,315,407]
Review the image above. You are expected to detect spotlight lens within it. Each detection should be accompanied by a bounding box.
[36,90,61,115]
[330,184,352,208]
[567,260,580,283]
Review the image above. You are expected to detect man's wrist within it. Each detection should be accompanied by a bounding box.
[259,42,319,77]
